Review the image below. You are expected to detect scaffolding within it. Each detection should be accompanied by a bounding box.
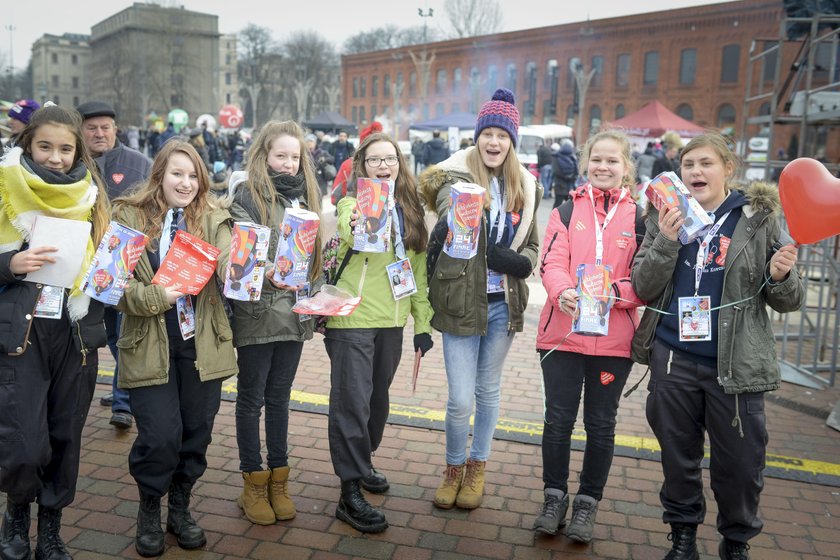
[740,13,840,392]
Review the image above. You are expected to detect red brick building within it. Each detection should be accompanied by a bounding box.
[341,0,837,163]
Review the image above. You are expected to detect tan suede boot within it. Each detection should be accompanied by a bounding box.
[237,471,275,525]
[433,463,465,509]
[269,467,296,520]
[455,459,486,509]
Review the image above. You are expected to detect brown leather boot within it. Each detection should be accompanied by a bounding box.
[237,471,275,525]
[433,463,465,509]
[455,459,486,509]
[269,467,296,521]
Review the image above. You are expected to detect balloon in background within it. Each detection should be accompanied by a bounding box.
[778,158,840,245]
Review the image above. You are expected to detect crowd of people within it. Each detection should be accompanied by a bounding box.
[0,90,804,560]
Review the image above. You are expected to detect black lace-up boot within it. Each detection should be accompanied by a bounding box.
[335,480,388,533]
[0,500,31,560]
[166,482,206,549]
[135,492,164,557]
[33,506,70,560]
[664,523,700,560]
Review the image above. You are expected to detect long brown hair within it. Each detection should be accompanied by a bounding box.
[350,132,428,252]
[464,140,525,212]
[243,120,322,282]
[19,104,110,244]
[112,141,212,247]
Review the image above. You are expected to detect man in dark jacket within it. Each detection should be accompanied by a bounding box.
[329,130,355,169]
[537,141,554,199]
[77,100,153,431]
[422,130,450,168]
[551,140,579,208]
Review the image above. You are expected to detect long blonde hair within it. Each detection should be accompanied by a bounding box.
[465,144,525,212]
[243,120,322,281]
[350,132,428,252]
[112,141,212,246]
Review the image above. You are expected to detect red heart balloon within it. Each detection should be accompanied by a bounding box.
[778,158,840,245]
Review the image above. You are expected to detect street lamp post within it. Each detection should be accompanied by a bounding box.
[5,25,15,99]
[411,8,435,127]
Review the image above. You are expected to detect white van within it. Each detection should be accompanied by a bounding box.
[517,124,574,177]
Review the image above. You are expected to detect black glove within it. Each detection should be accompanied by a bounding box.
[486,243,533,279]
[413,333,434,357]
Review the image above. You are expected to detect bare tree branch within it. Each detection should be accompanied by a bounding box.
[444,0,503,38]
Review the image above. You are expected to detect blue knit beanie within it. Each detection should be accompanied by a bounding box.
[474,88,520,147]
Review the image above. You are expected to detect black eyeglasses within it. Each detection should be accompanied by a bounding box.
[365,155,399,167]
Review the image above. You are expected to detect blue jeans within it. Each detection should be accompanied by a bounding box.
[104,307,130,413]
[442,300,514,465]
[540,164,553,196]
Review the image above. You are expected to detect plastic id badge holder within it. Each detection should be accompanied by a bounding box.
[386,259,417,300]
[678,295,712,342]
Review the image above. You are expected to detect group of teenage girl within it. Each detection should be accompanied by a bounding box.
[0,88,802,560]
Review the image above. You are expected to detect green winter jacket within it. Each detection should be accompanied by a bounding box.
[630,182,804,394]
[326,195,433,333]
[115,204,237,389]
[419,147,542,336]
[228,184,323,347]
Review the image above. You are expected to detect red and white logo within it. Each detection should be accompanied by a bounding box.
[112,173,125,185]
[715,236,731,266]
[600,371,615,385]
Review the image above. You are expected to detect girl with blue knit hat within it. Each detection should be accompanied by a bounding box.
[420,88,542,510]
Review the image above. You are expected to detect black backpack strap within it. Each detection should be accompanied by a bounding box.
[557,198,574,230]
[332,248,356,285]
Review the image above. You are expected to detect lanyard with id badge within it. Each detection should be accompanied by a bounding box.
[678,210,731,342]
[33,285,65,319]
[486,177,506,294]
[386,200,418,300]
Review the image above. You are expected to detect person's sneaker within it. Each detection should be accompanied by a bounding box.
[359,467,389,494]
[719,539,751,560]
[110,411,133,430]
[533,488,568,535]
[99,393,114,406]
[565,494,598,543]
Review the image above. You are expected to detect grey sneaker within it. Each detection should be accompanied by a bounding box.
[565,494,599,543]
[533,488,568,535]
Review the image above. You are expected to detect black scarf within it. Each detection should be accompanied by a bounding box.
[22,153,88,185]
[270,169,307,202]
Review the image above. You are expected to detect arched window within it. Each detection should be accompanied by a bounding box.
[615,104,625,119]
[717,103,736,127]
[759,102,771,116]
[676,103,694,121]
[589,105,602,133]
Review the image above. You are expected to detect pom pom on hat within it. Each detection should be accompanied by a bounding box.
[360,121,383,142]
[474,88,520,147]
[8,99,40,125]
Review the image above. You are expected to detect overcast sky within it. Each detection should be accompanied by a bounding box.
[2,0,733,70]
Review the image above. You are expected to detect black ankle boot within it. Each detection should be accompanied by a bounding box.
[664,523,699,560]
[34,506,70,560]
[335,480,388,533]
[0,500,31,560]
[135,492,164,558]
[166,481,206,550]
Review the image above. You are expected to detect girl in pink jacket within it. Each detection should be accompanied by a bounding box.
[533,130,645,544]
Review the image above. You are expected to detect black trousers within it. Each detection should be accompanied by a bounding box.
[128,335,223,497]
[540,350,631,500]
[324,327,403,482]
[0,317,97,509]
[646,339,767,543]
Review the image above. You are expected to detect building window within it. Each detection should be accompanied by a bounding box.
[359,106,366,123]
[371,104,377,118]
[676,103,694,121]
[589,105,602,132]
[225,73,231,85]
[71,54,78,65]
[352,106,357,122]
[615,104,625,119]
[616,53,630,87]
[453,68,462,95]
[381,104,389,116]
[566,104,576,121]
[643,51,659,85]
[545,59,558,117]
[372,75,378,97]
[762,41,778,82]
[360,77,366,97]
[51,53,58,64]
[505,63,516,93]
[721,44,740,83]
[51,75,59,87]
[397,72,404,95]
[680,48,697,85]
[759,102,771,116]
[384,74,391,97]
[452,102,460,113]
[487,65,498,94]
[353,78,358,98]
[73,96,79,106]
[590,56,604,88]
[225,54,231,65]
[436,102,445,116]
[525,62,537,117]
[436,69,446,95]
[226,93,231,103]
[423,103,430,120]
[567,57,580,89]
[717,103,736,127]
[409,71,417,96]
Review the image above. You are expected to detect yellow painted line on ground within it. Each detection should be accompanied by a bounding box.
[105,369,840,479]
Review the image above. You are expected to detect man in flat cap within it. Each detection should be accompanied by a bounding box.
[77,100,152,431]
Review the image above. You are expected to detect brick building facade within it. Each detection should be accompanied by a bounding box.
[341,0,836,163]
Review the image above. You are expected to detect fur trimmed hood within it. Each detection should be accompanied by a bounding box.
[743,180,781,217]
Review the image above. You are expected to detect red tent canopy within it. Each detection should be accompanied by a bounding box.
[606,100,704,138]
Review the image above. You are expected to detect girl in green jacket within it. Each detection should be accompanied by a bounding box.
[327,132,434,533]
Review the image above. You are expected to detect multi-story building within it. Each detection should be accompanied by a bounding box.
[342,0,836,161]
[30,33,91,108]
[88,3,220,126]
[219,34,239,108]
